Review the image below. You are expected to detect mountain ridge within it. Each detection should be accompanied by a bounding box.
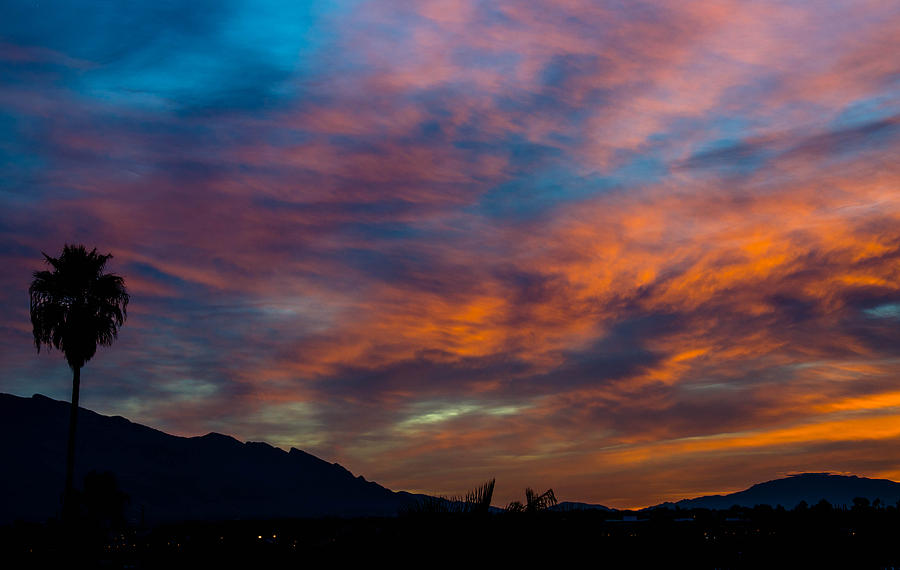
[4,392,900,523]
[648,472,900,511]
[0,392,422,524]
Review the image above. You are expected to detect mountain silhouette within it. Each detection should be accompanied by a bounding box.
[0,393,422,524]
[654,473,900,510]
[7,392,900,525]
[551,501,615,512]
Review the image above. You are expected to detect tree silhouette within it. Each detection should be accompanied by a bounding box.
[29,244,129,521]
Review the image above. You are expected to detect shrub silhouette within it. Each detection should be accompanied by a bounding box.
[79,471,129,530]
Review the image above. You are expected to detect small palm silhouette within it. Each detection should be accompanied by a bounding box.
[29,244,129,521]
[505,487,557,513]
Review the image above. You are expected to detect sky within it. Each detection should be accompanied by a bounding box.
[1,0,900,509]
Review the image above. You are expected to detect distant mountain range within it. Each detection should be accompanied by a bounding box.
[651,472,900,511]
[3,393,900,524]
[550,475,900,513]
[551,501,615,512]
[0,393,422,524]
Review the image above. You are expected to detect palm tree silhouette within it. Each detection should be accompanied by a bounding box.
[505,487,557,513]
[29,244,129,521]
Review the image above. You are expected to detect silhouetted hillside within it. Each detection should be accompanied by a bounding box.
[551,501,614,512]
[655,473,900,510]
[0,393,422,524]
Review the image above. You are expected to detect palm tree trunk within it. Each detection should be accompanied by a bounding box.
[63,365,80,522]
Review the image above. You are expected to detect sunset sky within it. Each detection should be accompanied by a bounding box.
[2,1,900,508]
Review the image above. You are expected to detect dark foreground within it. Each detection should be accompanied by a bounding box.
[5,504,900,568]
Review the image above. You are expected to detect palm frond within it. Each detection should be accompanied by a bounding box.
[29,244,129,369]
[505,500,525,513]
[404,478,496,515]
[507,486,558,513]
